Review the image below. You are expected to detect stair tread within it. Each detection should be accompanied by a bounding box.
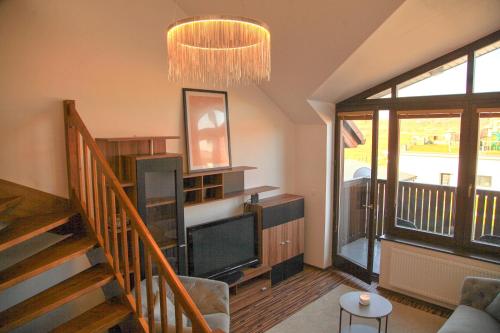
[0,196,22,214]
[0,263,114,333]
[0,234,97,292]
[0,210,76,252]
[50,297,131,333]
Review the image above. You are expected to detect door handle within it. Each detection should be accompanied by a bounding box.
[280,241,285,245]
[285,240,291,244]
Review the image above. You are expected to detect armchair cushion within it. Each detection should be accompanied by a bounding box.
[130,275,230,333]
[179,276,229,316]
[485,292,500,322]
[137,276,189,327]
[460,276,500,310]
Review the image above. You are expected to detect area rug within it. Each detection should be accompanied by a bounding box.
[265,284,446,333]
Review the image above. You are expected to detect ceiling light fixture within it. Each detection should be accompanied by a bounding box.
[166,16,271,86]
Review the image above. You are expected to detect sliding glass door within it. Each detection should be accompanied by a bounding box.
[465,107,500,250]
[334,111,386,282]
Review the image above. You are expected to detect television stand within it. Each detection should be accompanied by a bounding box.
[229,265,271,312]
[214,270,244,285]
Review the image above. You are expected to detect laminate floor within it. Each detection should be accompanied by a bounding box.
[231,266,452,333]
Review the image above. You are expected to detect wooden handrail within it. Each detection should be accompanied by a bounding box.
[63,100,215,333]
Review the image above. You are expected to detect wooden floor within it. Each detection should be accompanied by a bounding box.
[231,266,452,333]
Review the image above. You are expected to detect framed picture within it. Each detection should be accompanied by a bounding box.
[182,88,232,173]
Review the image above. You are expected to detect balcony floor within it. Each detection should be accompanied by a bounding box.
[339,238,381,274]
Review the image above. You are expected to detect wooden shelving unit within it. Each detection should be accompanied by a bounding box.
[183,167,278,206]
[97,136,180,190]
[96,137,186,275]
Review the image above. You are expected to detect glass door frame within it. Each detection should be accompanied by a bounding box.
[462,103,500,254]
[333,110,379,283]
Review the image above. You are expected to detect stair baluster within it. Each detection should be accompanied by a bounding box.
[64,100,216,333]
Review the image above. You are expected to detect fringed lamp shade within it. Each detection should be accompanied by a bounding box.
[166,16,271,86]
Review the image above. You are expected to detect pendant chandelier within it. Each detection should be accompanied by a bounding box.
[166,16,271,86]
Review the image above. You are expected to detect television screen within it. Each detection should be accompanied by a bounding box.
[187,213,258,278]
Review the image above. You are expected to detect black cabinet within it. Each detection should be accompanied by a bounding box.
[270,254,304,285]
[127,154,186,275]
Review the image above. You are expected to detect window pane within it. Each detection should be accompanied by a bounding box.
[473,41,500,93]
[396,113,461,237]
[471,110,500,247]
[338,118,372,268]
[397,56,467,97]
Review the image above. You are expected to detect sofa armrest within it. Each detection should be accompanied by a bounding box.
[180,276,230,316]
[460,276,500,310]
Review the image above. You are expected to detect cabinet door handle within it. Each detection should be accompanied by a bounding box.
[285,240,291,244]
[280,241,285,245]
[261,287,268,292]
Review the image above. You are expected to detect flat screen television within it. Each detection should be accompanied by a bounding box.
[187,212,259,279]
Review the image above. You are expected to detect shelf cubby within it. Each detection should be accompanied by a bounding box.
[203,174,222,187]
[203,186,223,201]
[183,176,202,190]
[182,166,278,207]
[184,189,203,206]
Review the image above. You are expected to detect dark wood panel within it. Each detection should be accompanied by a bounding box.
[261,198,304,229]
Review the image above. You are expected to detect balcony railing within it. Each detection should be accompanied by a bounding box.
[339,177,500,246]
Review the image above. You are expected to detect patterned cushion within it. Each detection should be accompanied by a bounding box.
[460,277,500,310]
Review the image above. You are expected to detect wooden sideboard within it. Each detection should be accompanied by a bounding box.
[245,194,305,285]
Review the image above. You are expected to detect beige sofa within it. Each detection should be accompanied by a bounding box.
[438,277,500,333]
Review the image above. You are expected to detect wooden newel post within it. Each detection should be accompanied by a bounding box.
[64,100,80,205]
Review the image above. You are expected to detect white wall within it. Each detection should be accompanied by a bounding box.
[0,0,296,227]
[294,98,334,269]
[0,1,296,331]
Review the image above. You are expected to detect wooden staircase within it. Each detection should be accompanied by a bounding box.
[0,101,219,333]
[0,200,132,332]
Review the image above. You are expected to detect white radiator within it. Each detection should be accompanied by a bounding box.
[380,241,500,307]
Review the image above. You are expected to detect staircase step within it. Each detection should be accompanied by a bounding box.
[0,263,114,333]
[0,234,97,292]
[50,297,131,333]
[0,210,76,252]
[0,196,22,214]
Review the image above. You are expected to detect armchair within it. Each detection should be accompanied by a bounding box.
[122,275,230,333]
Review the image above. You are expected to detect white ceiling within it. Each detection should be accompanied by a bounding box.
[177,0,500,124]
[177,0,405,123]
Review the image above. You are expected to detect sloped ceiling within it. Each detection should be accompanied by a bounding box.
[177,0,500,124]
[312,0,500,104]
[177,0,405,124]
